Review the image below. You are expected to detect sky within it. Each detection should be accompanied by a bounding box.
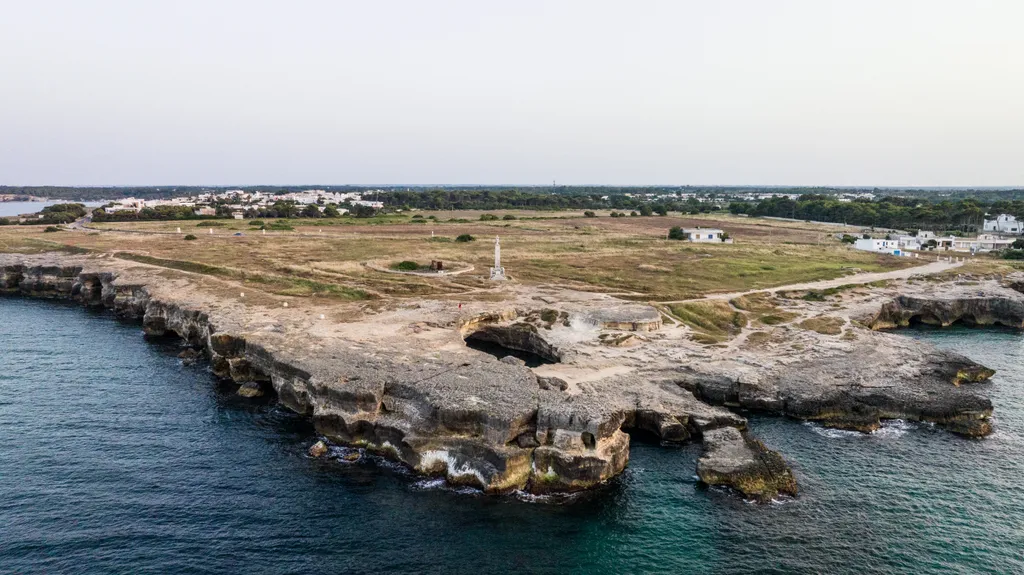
[0,0,1021,187]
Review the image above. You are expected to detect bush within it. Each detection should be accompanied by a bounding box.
[668,226,686,240]
[583,211,596,218]
[43,226,61,233]
[840,234,857,244]
[183,234,198,241]
[197,221,226,227]
[1003,249,1024,260]
[248,220,265,227]
[630,211,638,217]
[480,213,499,221]
[455,234,475,243]
[411,214,424,219]
[502,214,517,220]
[429,236,452,242]
[1012,239,1024,250]
[393,261,420,271]
[266,221,295,231]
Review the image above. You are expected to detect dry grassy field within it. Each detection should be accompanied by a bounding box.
[1,211,924,302]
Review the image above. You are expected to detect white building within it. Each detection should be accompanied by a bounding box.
[854,238,905,255]
[983,214,1022,234]
[682,228,732,243]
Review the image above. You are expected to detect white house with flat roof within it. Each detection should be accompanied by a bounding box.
[854,238,905,255]
[984,214,1022,234]
[682,228,732,243]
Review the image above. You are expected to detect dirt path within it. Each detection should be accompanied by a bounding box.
[657,259,962,305]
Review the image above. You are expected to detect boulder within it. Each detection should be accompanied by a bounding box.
[308,440,329,458]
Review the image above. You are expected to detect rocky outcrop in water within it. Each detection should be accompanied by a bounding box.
[0,255,757,497]
[697,426,797,502]
[3,254,1011,501]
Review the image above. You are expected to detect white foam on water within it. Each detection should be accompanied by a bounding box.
[418,449,488,488]
[802,421,864,439]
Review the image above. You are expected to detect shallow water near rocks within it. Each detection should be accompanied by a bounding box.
[2,298,1023,574]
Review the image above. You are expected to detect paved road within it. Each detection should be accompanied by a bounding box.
[657,259,962,304]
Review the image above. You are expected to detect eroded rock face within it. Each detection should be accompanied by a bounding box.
[697,427,797,502]
[678,339,995,437]
[869,295,1024,329]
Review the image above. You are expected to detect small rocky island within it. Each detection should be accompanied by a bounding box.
[1,253,1013,502]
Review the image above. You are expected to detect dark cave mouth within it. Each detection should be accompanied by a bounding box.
[463,335,555,367]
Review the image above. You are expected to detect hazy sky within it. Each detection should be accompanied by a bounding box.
[1,0,1021,186]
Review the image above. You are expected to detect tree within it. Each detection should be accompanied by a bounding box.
[322,205,340,218]
[652,204,668,216]
[301,204,322,218]
[639,204,653,216]
[667,226,686,240]
[353,205,376,218]
[1012,239,1024,250]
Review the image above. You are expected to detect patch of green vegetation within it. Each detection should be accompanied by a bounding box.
[428,236,453,243]
[455,234,475,243]
[392,260,421,271]
[248,220,265,227]
[665,301,747,344]
[799,316,845,335]
[265,221,295,231]
[43,226,61,233]
[183,234,197,241]
[196,221,226,227]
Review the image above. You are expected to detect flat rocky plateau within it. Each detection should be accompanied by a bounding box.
[2,253,1017,502]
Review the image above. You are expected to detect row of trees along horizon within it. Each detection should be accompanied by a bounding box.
[7,192,1024,235]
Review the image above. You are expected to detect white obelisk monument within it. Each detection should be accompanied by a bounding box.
[489,236,506,280]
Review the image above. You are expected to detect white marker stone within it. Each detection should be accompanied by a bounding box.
[283,302,289,308]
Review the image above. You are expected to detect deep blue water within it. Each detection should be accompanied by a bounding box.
[2,298,1023,574]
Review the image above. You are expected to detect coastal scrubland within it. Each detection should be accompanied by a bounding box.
[0,211,924,302]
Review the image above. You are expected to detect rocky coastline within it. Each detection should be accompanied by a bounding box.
[1,254,1013,502]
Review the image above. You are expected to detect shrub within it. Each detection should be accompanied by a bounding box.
[411,214,424,219]
[502,214,517,220]
[455,234,475,243]
[196,221,226,227]
[266,221,294,231]
[248,220,265,227]
[668,226,686,240]
[630,211,638,217]
[1002,249,1024,260]
[480,213,499,221]
[183,234,198,241]
[43,226,61,233]
[428,236,452,242]
[393,261,420,271]
[583,211,596,218]
[1012,239,1024,250]
[840,234,857,244]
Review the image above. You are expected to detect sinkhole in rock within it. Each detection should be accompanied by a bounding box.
[463,334,556,367]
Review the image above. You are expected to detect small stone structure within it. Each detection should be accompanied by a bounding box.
[489,236,506,281]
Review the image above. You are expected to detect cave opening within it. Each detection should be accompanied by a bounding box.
[463,334,556,367]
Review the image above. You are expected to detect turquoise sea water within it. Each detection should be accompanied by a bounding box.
[1,298,1022,574]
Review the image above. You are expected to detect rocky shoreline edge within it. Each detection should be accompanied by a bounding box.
[1,254,1012,503]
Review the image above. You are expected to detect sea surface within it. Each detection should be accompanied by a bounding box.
[1,298,1022,574]
[0,201,104,217]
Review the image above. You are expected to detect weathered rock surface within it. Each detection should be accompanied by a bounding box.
[0,254,1010,502]
[697,426,797,502]
[869,293,1024,329]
